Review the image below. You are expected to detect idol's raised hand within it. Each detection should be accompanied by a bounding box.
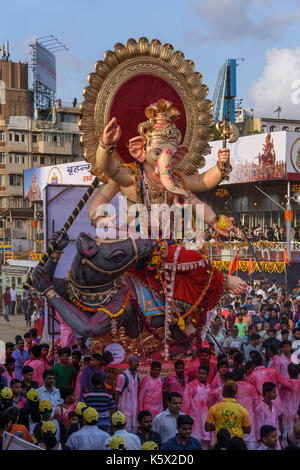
[102,117,121,147]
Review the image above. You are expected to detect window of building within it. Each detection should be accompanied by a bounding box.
[15,155,20,163]
[21,134,25,142]
[270,126,276,132]
[32,134,38,143]
[15,220,24,229]
[14,133,20,142]
[9,132,12,141]
[22,155,25,164]
[9,174,22,186]
[295,127,300,132]
[62,113,76,123]
[282,126,289,131]
[17,277,22,285]
[52,134,57,143]
[40,156,45,165]
[0,131,5,141]
[32,156,38,163]
[9,154,12,163]
[0,152,5,163]
[50,157,56,165]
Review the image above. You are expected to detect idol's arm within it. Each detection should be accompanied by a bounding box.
[184,148,230,193]
[96,146,134,187]
[87,179,120,225]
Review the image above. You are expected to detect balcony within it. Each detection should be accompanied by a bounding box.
[37,140,73,155]
[6,141,28,153]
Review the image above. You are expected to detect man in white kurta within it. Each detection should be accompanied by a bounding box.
[115,356,140,433]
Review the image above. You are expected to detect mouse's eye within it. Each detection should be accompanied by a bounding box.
[111,251,126,263]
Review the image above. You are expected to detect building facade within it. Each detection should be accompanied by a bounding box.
[237,117,300,136]
[0,58,83,250]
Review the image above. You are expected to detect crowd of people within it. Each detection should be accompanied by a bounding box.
[0,279,299,450]
[204,223,300,243]
[2,285,44,333]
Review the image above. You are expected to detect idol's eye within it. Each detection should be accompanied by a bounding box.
[153,149,161,156]
[111,251,126,262]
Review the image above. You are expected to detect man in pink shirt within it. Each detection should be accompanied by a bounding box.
[254,382,282,449]
[210,360,230,392]
[277,340,299,379]
[245,351,291,416]
[24,344,45,387]
[162,360,187,409]
[231,367,260,450]
[138,361,163,419]
[281,363,300,442]
[183,364,212,449]
[3,357,17,386]
[198,348,217,385]
[268,345,282,373]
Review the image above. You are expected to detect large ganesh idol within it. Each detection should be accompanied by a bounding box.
[77,38,248,359]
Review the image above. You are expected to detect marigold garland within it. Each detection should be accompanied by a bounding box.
[213,260,286,274]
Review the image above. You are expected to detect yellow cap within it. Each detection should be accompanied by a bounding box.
[83,407,98,424]
[26,388,39,402]
[41,421,56,434]
[75,401,87,416]
[39,400,52,413]
[111,411,126,426]
[109,435,127,450]
[1,387,12,400]
[141,441,159,450]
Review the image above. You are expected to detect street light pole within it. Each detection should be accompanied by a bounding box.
[286,181,291,263]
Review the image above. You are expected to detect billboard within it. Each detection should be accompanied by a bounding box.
[23,161,92,202]
[35,41,56,92]
[201,130,300,184]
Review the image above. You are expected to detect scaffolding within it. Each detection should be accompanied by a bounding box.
[27,35,68,117]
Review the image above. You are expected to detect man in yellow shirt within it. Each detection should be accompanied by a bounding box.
[205,380,251,442]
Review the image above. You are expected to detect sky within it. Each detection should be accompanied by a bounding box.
[1,0,300,119]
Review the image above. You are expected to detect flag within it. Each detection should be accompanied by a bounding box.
[229,251,239,275]
[248,257,254,276]
[283,246,289,265]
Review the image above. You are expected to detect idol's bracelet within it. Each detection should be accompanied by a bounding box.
[41,286,58,301]
[217,161,232,180]
[99,137,116,154]
[222,272,229,293]
[51,250,63,264]
[208,216,217,228]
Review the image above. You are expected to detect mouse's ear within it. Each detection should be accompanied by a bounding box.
[76,232,98,258]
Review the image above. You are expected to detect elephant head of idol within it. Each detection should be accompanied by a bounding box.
[128,99,191,206]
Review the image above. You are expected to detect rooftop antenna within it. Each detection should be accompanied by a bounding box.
[273,105,281,120]
[0,41,10,62]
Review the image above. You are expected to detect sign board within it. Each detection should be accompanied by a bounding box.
[202,130,300,184]
[23,161,92,202]
[35,41,56,92]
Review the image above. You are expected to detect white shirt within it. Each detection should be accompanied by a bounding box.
[152,409,184,444]
[257,442,281,450]
[10,288,17,301]
[104,429,141,450]
[67,425,109,450]
[37,385,62,416]
[256,289,267,300]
